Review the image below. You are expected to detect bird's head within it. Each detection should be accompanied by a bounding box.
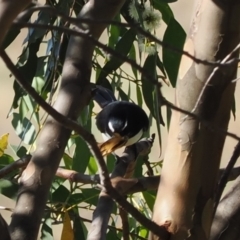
[108,117,128,134]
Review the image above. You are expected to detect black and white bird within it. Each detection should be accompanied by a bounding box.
[93,86,149,156]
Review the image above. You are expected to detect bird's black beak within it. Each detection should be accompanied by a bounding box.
[98,133,128,156]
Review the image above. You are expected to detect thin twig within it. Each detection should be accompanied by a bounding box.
[0,155,31,178]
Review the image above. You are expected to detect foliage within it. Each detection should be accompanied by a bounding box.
[0,0,185,239]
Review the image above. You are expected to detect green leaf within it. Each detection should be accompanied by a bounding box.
[134,156,145,178]
[118,88,129,101]
[106,154,116,172]
[152,1,174,24]
[163,18,186,87]
[11,113,36,145]
[17,146,28,158]
[156,55,166,77]
[142,191,156,210]
[106,228,118,240]
[23,95,39,125]
[0,154,14,168]
[81,188,99,206]
[63,153,72,169]
[23,10,50,44]
[0,179,18,200]
[73,214,86,240]
[141,55,156,117]
[108,24,120,49]
[136,84,143,108]
[68,193,84,205]
[161,0,178,2]
[97,28,136,84]
[19,97,29,121]
[129,44,138,79]
[41,214,54,240]
[72,136,91,173]
[166,105,172,130]
[12,38,41,109]
[88,157,98,175]
[51,185,70,203]
[2,29,21,49]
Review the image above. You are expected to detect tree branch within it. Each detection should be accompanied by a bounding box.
[214,141,240,213]
[210,175,240,240]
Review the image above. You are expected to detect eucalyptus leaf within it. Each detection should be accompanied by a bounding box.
[11,113,36,145]
[0,179,18,200]
[72,136,91,173]
[97,28,136,84]
[163,18,186,87]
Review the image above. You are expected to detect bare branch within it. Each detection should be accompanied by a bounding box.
[214,141,240,213]
[0,214,11,240]
[0,155,31,179]
[119,206,130,240]
[211,176,240,240]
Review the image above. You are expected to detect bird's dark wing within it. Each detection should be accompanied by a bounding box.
[98,133,128,156]
[92,85,117,108]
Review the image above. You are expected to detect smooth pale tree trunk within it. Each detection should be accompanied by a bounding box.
[151,0,240,239]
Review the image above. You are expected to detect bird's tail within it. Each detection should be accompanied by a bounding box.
[92,85,116,109]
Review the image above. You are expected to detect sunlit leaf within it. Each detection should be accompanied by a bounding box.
[11,113,36,145]
[0,133,9,157]
[61,212,73,240]
[88,157,98,175]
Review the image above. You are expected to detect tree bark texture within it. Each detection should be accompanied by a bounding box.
[151,0,240,239]
[8,1,125,239]
[210,175,240,240]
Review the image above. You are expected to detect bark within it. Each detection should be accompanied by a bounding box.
[0,214,11,240]
[8,1,125,240]
[0,0,31,47]
[210,175,240,240]
[151,0,240,239]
